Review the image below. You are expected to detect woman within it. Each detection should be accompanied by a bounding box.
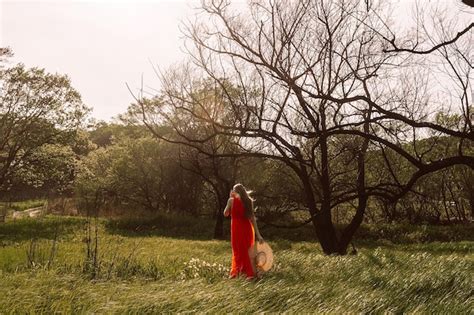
[223,183,263,279]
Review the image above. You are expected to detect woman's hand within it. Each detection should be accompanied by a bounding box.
[250,214,264,243]
[223,198,233,217]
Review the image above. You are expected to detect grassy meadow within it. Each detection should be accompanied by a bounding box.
[0,215,473,313]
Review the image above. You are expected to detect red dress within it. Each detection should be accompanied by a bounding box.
[230,195,255,278]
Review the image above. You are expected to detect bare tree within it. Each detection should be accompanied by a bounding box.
[135,0,472,254]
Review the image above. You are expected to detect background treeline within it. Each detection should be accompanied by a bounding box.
[2,116,472,228]
[0,48,472,230]
[78,122,474,227]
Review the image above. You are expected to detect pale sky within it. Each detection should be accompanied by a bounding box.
[1,0,199,120]
[1,0,472,121]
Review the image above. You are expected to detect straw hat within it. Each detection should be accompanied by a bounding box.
[255,241,274,272]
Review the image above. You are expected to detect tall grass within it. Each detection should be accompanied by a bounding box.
[0,215,472,313]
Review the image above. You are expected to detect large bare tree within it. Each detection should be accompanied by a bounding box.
[135,0,472,254]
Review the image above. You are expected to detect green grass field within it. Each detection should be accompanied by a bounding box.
[0,215,473,313]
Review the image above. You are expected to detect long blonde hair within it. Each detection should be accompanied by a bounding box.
[233,183,254,218]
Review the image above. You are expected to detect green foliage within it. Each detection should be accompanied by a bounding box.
[76,135,204,214]
[0,64,88,135]
[74,147,115,213]
[13,144,77,195]
[88,121,149,147]
[241,158,305,218]
[69,129,97,156]
[0,61,90,194]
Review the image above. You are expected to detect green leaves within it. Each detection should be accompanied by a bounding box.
[0,62,90,193]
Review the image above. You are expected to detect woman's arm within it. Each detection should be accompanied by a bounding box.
[250,214,263,243]
[223,198,233,217]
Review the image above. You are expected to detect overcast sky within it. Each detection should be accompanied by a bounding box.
[1,0,201,120]
[1,0,472,121]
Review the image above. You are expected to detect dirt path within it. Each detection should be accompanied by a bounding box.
[12,206,44,219]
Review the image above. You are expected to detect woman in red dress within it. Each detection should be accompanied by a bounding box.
[223,183,264,279]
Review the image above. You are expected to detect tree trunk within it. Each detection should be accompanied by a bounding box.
[213,188,228,239]
[299,142,339,255]
[338,196,367,254]
[336,110,371,254]
[319,133,340,254]
[312,211,339,254]
[213,208,225,239]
